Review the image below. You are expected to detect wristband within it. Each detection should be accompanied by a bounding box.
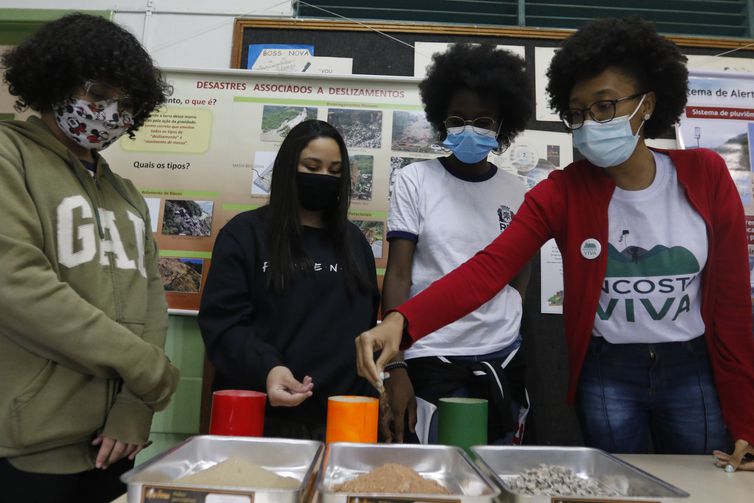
[383,361,408,371]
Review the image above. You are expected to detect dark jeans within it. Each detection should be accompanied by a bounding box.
[0,456,133,503]
[417,338,525,445]
[577,335,730,454]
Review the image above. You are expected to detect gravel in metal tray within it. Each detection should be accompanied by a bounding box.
[508,464,617,497]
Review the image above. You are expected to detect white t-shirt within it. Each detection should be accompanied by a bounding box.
[388,158,527,358]
[594,151,707,343]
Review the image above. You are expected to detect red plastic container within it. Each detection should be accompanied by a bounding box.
[209,389,267,437]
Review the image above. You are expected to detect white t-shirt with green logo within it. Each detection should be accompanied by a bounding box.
[593,151,707,343]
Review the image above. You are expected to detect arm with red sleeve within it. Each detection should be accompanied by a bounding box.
[703,150,754,445]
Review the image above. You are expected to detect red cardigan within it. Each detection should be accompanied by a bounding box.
[397,148,754,443]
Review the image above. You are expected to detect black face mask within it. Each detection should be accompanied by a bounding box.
[296,172,341,211]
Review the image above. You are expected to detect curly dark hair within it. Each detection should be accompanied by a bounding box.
[419,43,531,146]
[546,17,688,138]
[2,13,170,133]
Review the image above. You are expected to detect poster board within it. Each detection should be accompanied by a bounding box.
[676,70,754,298]
[231,18,754,75]
[99,67,573,313]
[102,69,418,312]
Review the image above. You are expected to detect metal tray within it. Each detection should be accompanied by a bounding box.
[471,446,689,503]
[318,442,500,503]
[121,435,323,503]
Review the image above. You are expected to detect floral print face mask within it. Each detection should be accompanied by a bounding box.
[54,98,134,150]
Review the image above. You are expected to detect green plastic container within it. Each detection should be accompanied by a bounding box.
[438,397,488,453]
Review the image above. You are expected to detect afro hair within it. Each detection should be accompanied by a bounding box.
[419,43,532,146]
[546,17,688,138]
[2,13,171,134]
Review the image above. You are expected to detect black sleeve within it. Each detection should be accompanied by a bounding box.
[198,224,283,390]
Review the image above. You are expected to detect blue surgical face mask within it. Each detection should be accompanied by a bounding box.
[572,94,648,168]
[442,125,499,164]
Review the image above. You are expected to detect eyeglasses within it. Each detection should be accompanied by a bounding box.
[443,116,498,134]
[82,80,138,115]
[561,92,646,130]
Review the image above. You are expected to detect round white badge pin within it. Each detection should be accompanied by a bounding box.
[580,238,601,260]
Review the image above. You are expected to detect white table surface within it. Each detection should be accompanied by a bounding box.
[617,454,752,502]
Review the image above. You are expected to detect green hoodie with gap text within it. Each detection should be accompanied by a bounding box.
[0,117,179,474]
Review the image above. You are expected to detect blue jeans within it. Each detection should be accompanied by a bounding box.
[577,336,729,454]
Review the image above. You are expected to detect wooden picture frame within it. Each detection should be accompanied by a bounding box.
[231,17,754,71]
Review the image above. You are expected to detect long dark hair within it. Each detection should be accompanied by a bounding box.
[263,119,370,293]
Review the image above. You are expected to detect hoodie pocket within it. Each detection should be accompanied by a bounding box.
[9,361,107,449]
[12,360,55,405]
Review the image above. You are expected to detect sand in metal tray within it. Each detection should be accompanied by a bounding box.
[333,463,450,494]
[175,457,300,489]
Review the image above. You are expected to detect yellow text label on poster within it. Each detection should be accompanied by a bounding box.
[121,106,212,154]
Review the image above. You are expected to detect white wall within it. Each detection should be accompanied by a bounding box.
[1,0,293,69]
